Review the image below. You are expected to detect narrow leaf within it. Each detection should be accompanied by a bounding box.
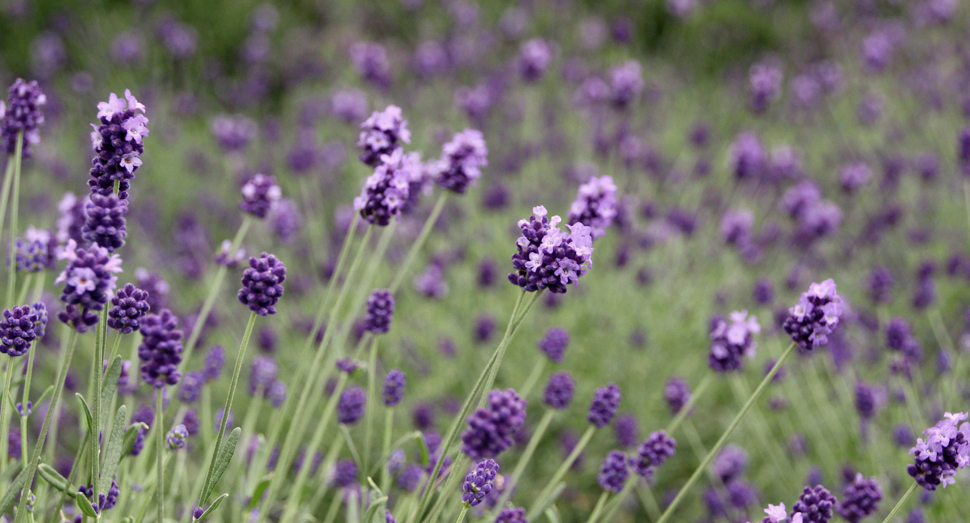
[196,493,229,522]
[34,385,55,408]
[99,405,127,492]
[361,495,387,523]
[75,492,98,518]
[0,467,29,515]
[99,357,123,428]
[416,433,430,468]
[75,393,94,437]
[544,507,562,523]
[201,427,241,504]
[38,464,72,493]
[247,474,273,512]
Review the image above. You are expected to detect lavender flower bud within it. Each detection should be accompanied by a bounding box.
[543,371,575,410]
[382,369,406,407]
[239,174,281,219]
[166,424,188,451]
[461,459,498,507]
[354,149,412,226]
[836,474,882,523]
[433,129,488,195]
[137,310,183,388]
[709,310,760,373]
[588,383,621,428]
[537,327,569,363]
[237,253,286,316]
[783,279,844,351]
[597,450,629,492]
[567,175,617,239]
[907,412,970,490]
[88,90,148,199]
[0,305,41,357]
[1,79,46,158]
[664,376,691,415]
[791,485,837,523]
[508,206,594,294]
[461,389,527,460]
[107,283,150,334]
[357,105,410,167]
[337,386,366,425]
[82,194,128,252]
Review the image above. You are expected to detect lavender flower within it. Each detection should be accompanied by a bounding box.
[166,425,188,451]
[866,266,893,305]
[567,176,617,239]
[137,310,183,388]
[88,90,148,199]
[214,240,246,268]
[783,279,843,351]
[907,412,970,490]
[615,414,639,448]
[588,383,621,428]
[337,386,366,425]
[1,79,46,158]
[749,63,783,113]
[383,369,406,407]
[664,376,691,415]
[598,451,629,492]
[495,507,527,523]
[631,431,677,477]
[708,310,761,373]
[237,253,286,316]
[0,305,41,357]
[55,240,123,332]
[248,355,278,395]
[178,371,204,403]
[730,131,765,180]
[461,459,498,507]
[518,38,552,82]
[791,485,837,523]
[720,210,754,245]
[836,474,882,523]
[537,327,569,363]
[202,345,225,382]
[12,227,55,272]
[461,389,527,460]
[211,115,257,152]
[433,129,488,195]
[839,163,872,194]
[508,206,594,294]
[331,459,357,488]
[350,42,391,89]
[107,283,150,334]
[609,61,644,108]
[357,105,410,167]
[363,289,395,334]
[354,149,412,226]
[712,445,748,483]
[331,89,368,123]
[543,371,575,410]
[239,174,282,219]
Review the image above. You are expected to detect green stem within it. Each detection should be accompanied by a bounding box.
[15,273,32,307]
[480,291,542,407]
[526,425,596,519]
[654,342,797,523]
[198,311,258,506]
[0,355,13,470]
[518,359,547,399]
[585,492,609,523]
[181,215,253,365]
[389,193,448,293]
[364,337,380,473]
[6,131,23,308]
[91,308,108,502]
[30,271,45,303]
[156,389,165,523]
[0,160,14,275]
[20,331,36,467]
[105,333,124,371]
[380,408,394,493]
[454,506,469,523]
[14,328,81,523]
[490,409,554,519]
[665,373,712,435]
[880,482,919,523]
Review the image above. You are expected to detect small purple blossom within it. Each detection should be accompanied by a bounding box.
[588,383,621,428]
[783,279,843,351]
[137,310,183,388]
[508,206,594,294]
[237,253,286,316]
[357,105,410,167]
[567,176,617,239]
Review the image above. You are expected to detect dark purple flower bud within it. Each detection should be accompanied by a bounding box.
[413,402,435,431]
[893,424,914,447]
[88,90,148,200]
[433,129,488,195]
[0,304,41,357]
[709,310,761,373]
[543,371,575,410]
[137,309,183,388]
[357,105,410,167]
[508,206,594,294]
[82,194,128,252]
[537,327,569,363]
[867,266,893,305]
[631,430,676,478]
[166,424,188,451]
[664,376,691,415]
[11,227,55,273]
[237,253,286,316]
[333,459,358,488]
[495,507,527,523]
[1,78,46,158]
[474,314,496,344]
[615,414,639,448]
[364,289,395,334]
[383,369,406,407]
[107,283,150,334]
[202,345,225,382]
[855,382,877,420]
[56,241,123,332]
[462,459,498,507]
[354,149,414,226]
[518,38,552,82]
[178,371,204,403]
[461,389,527,460]
[598,450,629,492]
[791,485,837,523]
[730,132,765,180]
[712,445,748,483]
[350,42,391,89]
[753,278,774,305]
[567,176,617,239]
[337,386,366,425]
[783,279,843,351]
[239,174,281,219]
[588,383,621,428]
[836,474,882,523]
[248,355,278,395]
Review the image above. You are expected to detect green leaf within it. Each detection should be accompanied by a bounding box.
[543,507,562,523]
[416,432,430,468]
[0,467,29,515]
[99,405,127,492]
[247,474,273,512]
[75,393,94,437]
[201,427,241,504]
[75,492,98,518]
[99,357,123,427]
[33,385,54,409]
[37,464,72,493]
[366,477,384,499]
[121,422,149,458]
[361,494,387,523]
[195,493,229,522]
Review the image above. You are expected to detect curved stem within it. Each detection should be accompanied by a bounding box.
[879,482,919,523]
[654,342,797,523]
[364,337,380,472]
[526,425,596,519]
[156,388,166,523]
[490,409,554,519]
[518,359,547,400]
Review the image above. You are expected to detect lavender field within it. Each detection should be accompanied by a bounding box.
[0,1,968,522]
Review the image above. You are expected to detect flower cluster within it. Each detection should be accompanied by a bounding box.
[749,63,783,113]
[495,507,527,523]
[433,129,488,195]
[836,474,882,523]
[107,283,150,334]
[239,174,282,219]
[211,115,257,152]
[461,389,527,460]
[11,227,55,273]
[907,412,970,490]
[337,386,366,425]
[1,79,46,158]
[567,175,617,239]
[630,431,676,478]
[598,451,629,492]
[664,377,691,415]
[354,149,412,226]
[609,60,644,108]
[82,193,128,252]
[357,105,410,167]
[0,304,46,357]
[382,369,406,407]
[88,90,148,200]
[167,424,189,451]
[537,327,569,363]
[508,206,594,294]
[708,310,760,372]
[543,371,575,410]
[518,38,552,81]
[461,459,498,507]
[791,485,837,523]
[55,240,123,332]
[237,253,286,316]
[588,383,621,428]
[364,289,395,334]
[783,279,843,351]
[137,309,183,388]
